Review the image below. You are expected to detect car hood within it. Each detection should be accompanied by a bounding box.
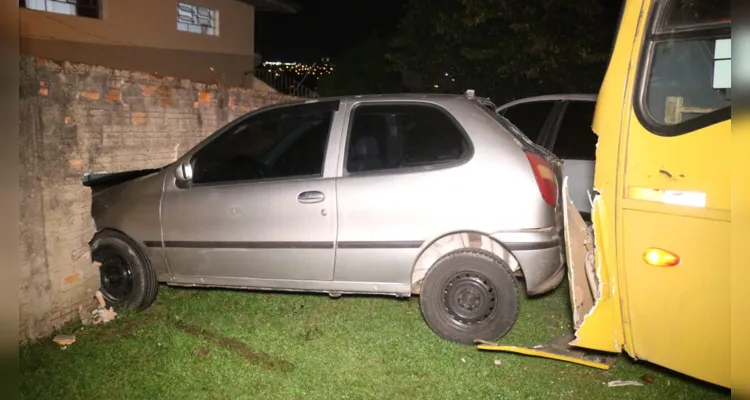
[82,168,163,194]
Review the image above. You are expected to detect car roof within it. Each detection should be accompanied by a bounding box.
[495,94,598,112]
[267,93,486,110]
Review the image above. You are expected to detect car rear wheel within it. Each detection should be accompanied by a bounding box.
[420,249,519,344]
[90,230,158,310]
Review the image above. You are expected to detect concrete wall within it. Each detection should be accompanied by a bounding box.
[19,55,297,342]
[20,0,263,87]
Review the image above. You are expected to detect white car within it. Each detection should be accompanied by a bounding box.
[496,94,597,219]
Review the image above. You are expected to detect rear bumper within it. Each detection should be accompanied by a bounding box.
[524,252,566,295]
[491,228,566,295]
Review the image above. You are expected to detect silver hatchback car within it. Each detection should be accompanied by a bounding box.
[85,93,566,344]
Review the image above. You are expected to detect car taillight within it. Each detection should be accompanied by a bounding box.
[525,151,558,207]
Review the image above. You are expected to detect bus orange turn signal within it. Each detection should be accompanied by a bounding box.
[643,248,680,267]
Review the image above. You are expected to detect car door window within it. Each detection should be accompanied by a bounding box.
[192,104,334,184]
[345,104,469,173]
[552,101,597,161]
[500,101,555,143]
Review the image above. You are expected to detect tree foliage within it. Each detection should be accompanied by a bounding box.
[386,0,620,103]
[316,35,403,96]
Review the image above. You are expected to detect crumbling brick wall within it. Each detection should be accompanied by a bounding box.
[18,56,297,342]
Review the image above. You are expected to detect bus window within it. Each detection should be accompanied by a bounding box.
[646,38,730,125]
[662,0,731,29]
[637,0,731,135]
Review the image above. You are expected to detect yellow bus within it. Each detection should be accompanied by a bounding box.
[480,0,732,388]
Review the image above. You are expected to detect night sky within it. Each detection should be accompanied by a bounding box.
[254,0,404,62]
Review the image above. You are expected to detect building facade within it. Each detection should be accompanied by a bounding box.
[20,0,298,88]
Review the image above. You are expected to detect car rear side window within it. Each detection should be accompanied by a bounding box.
[552,101,598,161]
[346,104,469,173]
[500,101,555,143]
[191,103,335,185]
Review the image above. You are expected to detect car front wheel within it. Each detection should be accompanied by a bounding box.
[90,230,158,310]
[419,248,519,344]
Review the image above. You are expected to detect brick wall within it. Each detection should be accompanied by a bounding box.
[19,56,297,342]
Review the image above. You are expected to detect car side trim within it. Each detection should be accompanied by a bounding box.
[144,239,558,251]
[337,241,424,249]
[143,241,335,249]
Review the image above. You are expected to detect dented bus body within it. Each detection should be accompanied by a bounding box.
[480,0,732,387]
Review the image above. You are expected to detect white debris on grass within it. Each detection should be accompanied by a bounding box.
[89,290,117,325]
[607,380,644,387]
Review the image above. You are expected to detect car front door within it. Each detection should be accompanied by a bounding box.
[547,100,598,217]
[158,100,343,286]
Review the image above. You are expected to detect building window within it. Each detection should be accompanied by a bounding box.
[20,0,101,18]
[177,2,218,36]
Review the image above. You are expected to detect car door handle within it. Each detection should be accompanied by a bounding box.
[298,191,325,204]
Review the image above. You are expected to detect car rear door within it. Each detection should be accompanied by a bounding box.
[332,100,473,289]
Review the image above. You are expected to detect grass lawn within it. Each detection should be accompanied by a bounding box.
[20,280,728,399]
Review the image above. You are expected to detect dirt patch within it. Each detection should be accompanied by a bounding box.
[139,303,169,320]
[94,318,155,342]
[176,322,293,372]
[171,289,200,299]
[559,368,595,376]
[546,315,565,329]
[300,319,321,342]
[195,346,211,358]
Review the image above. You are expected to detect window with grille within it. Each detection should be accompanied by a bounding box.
[20,0,101,19]
[177,3,218,36]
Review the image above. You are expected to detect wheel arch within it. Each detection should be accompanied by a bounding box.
[89,227,148,252]
[89,227,156,272]
[410,230,522,294]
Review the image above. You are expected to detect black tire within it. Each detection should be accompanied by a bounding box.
[90,230,158,310]
[419,248,519,344]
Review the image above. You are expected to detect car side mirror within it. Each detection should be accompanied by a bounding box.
[174,162,193,181]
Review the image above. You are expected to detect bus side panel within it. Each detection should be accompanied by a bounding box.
[611,0,732,386]
[620,114,731,388]
[622,208,730,387]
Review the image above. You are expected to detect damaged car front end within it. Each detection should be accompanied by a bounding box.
[82,168,170,309]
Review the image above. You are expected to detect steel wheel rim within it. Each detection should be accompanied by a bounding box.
[442,271,497,325]
[97,248,134,301]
